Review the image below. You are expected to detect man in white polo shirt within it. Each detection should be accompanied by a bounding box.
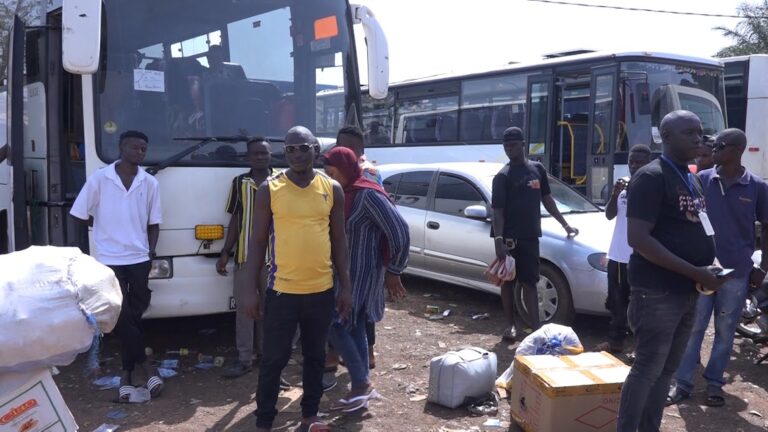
[70,130,163,401]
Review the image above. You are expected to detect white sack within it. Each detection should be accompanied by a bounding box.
[0,246,122,372]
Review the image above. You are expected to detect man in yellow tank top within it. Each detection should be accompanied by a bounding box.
[244,126,352,432]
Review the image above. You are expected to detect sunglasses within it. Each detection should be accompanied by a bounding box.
[284,143,312,154]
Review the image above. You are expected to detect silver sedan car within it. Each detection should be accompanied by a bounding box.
[378,162,613,324]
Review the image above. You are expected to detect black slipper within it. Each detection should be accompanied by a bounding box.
[706,394,725,407]
[665,387,690,406]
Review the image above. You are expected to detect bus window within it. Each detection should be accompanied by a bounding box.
[620,62,725,151]
[592,74,614,155]
[362,91,394,146]
[97,0,354,165]
[724,60,748,131]
[528,82,550,153]
[395,94,458,145]
[460,73,527,141]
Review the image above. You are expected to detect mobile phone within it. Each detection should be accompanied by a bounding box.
[716,268,734,278]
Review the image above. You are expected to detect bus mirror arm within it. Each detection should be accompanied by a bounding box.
[352,4,389,100]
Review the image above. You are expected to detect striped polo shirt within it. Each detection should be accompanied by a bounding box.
[225,169,271,265]
[267,170,335,294]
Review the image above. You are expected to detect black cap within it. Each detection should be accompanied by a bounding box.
[502,127,524,142]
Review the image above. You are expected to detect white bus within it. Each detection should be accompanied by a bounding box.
[723,55,768,179]
[4,0,388,318]
[356,51,727,204]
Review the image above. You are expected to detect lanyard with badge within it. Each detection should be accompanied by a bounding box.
[660,155,715,236]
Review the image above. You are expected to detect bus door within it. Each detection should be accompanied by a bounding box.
[525,74,553,170]
[586,65,619,204]
[15,13,87,249]
[552,75,590,195]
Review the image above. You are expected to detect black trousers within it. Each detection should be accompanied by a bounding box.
[606,259,631,347]
[109,261,152,372]
[255,288,335,428]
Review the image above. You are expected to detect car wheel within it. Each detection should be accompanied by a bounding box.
[513,262,575,326]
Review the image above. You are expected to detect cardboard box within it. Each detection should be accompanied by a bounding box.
[509,351,630,432]
[0,369,78,432]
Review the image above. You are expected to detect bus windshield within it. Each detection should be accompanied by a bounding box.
[96,0,355,166]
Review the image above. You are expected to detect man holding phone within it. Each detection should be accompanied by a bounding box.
[668,128,768,407]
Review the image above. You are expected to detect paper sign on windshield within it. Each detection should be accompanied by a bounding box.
[134,69,165,93]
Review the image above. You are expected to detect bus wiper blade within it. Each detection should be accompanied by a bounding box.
[146,136,285,175]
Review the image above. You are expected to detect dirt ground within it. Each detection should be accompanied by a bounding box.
[55,276,768,432]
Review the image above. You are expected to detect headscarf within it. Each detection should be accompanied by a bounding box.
[323,146,389,219]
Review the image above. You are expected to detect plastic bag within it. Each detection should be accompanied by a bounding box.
[484,256,516,286]
[0,246,122,373]
[495,323,584,390]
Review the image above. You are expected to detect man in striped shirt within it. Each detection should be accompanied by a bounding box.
[216,137,272,378]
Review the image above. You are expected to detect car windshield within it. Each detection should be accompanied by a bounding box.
[96,0,354,167]
[483,175,599,215]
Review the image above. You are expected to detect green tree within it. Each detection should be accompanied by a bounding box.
[716,0,768,57]
[0,0,41,83]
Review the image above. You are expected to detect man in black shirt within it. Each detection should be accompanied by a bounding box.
[617,110,724,432]
[491,127,577,340]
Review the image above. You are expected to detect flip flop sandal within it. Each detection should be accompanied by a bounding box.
[706,394,725,407]
[665,388,690,406]
[323,365,338,373]
[117,385,135,403]
[337,388,380,405]
[342,399,369,413]
[147,375,164,398]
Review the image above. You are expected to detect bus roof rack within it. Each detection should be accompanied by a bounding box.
[543,49,596,59]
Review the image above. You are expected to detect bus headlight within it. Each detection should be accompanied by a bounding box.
[587,253,609,273]
[149,258,173,279]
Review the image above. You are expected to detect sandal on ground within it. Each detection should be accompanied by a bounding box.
[337,388,380,405]
[147,375,164,398]
[297,422,332,432]
[467,392,499,416]
[706,387,725,407]
[342,399,370,413]
[665,387,690,406]
[116,385,135,403]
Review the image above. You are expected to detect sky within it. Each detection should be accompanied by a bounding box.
[355,0,748,84]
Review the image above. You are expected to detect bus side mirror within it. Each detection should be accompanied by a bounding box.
[62,0,102,74]
[352,4,389,100]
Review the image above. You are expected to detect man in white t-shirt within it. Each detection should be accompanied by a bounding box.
[599,144,652,354]
[70,130,163,401]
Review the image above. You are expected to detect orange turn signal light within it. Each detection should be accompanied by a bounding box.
[195,224,224,241]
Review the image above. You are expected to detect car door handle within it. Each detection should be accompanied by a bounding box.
[427,221,440,230]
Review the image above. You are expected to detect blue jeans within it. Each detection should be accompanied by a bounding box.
[617,287,698,432]
[675,276,749,393]
[327,310,370,388]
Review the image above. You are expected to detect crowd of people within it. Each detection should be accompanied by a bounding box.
[67,108,768,432]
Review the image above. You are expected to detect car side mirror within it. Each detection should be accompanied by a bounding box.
[464,205,488,220]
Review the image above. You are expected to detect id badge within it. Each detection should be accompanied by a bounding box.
[698,211,715,236]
